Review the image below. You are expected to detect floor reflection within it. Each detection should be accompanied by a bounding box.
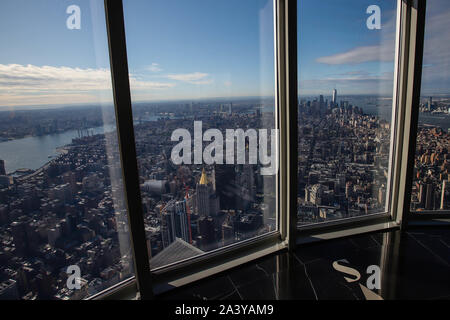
[156,228,450,300]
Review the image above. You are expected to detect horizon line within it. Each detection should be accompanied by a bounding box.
[1,93,449,111]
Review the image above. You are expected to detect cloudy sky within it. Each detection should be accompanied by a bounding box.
[0,0,448,108]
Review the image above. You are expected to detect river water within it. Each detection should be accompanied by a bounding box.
[0,126,115,174]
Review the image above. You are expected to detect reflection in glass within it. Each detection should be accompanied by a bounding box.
[410,0,450,213]
[123,0,278,269]
[297,0,398,226]
[0,1,133,299]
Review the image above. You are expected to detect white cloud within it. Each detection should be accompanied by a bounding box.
[188,79,214,85]
[316,44,394,65]
[166,72,212,84]
[316,10,397,66]
[0,64,111,91]
[0,64,175,106]
[147,63,163,73]
[336,70,371,77]
[311,4,450,95]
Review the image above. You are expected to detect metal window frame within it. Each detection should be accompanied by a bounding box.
[95,0,430,300]
[294,0,406,236]
[149,0,299,293]
[96,0,296,300]
[404,0,450,223]
[102,0,153,300]
[394,0,428,228]
[295,0,429,242]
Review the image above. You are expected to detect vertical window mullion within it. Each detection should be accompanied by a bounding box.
[104,0,153,299]
[286,0,298,251]
[276,0,296,249]
[388,0,410,226]
[275,0,287,244]
[400,0,427,227]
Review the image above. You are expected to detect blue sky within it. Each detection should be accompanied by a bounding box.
[0,0,448,107]
[298,0,397,95]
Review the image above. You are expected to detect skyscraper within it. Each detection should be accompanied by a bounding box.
[236,164,255,210]
[332,89,337,106]
[425,183,434,210]
[161,202,175,248]
[11,221,28,256]
[197,216,216,251]
[173,200,190,243]
[0,159,5,175]
[196,169,211,217]
[440,180,449,210]
[161,199,191,248]
[214,164,237,210]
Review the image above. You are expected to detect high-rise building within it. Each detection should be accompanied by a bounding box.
[11,221,28,256]
[173,200,190,243]
[221,217,235,246]
[198,216,216,251]
[425,183,434,210]
[161,203,175,249]
[196,169,211,217]
[419,183,426,206]
[0,279,20,300]
[236,165,255,210]
[332,89,337,106]
[440,179,449,210]
[161,199,190,248]
[0,159,5,175]
[309,184,325,205]
[214,165,237,210]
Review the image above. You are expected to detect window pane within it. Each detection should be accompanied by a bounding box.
[410,0,450,213]
[0,1,134,300]
[123,0,278,269]
[297,0,398,226]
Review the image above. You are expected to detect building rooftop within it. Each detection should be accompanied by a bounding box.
[151,238,204,269]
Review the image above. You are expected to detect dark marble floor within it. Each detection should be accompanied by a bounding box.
[156,228,450,300]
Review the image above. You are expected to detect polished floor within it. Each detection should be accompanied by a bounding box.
[156,227,450,300]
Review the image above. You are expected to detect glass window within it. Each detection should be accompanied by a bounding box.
[0,1,133,300]
[297,0,398,226]
[410,0,450,213]
[122,0,278,269]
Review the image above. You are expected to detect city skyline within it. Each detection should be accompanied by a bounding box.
[0,89,449,299]
[0,0,449,301]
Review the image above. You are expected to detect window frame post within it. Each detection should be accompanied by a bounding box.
[286,0,298,251]
[277,0,298,251]
[392,0,427,229]
[104,0,153,300]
